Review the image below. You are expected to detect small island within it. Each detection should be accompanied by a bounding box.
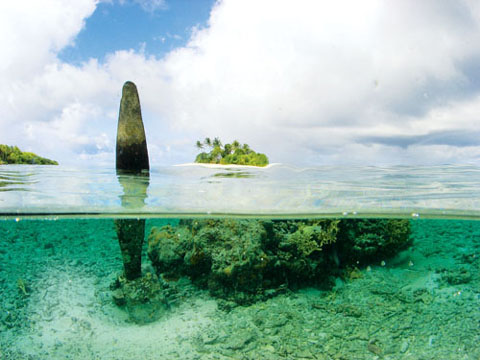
[195,138,269,167]
[0,144,58,165]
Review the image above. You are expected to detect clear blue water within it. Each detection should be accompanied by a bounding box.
[1,164,480,218]
[1,164,480,359]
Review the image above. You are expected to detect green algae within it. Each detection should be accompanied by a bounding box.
[147,218,411,304]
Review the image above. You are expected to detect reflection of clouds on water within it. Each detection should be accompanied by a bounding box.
[116,172,149,210]
[0,166,122,212]
[1,164,480,218]
[149,164,480,217]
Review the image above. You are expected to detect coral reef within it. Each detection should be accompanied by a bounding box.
[148,218,411,304]
[149,219,270,304]
[336,219,412,266]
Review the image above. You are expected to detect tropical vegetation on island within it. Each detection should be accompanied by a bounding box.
[194,137,269,166]
[0,144,58,165]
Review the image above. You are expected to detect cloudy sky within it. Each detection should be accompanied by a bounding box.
[1,0,480,167]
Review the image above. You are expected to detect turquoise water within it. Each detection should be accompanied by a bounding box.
[1,165,480,359]
[1,164,480,218]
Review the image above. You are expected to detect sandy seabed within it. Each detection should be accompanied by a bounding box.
[0,218,479,359]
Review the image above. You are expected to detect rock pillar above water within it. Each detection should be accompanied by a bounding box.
[116,81,149,172]
[115,81,150,281]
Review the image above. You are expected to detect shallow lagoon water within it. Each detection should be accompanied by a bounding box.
[1,165,480,359]
[2,163,480,217]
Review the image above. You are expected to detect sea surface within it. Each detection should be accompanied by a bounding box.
[1,164,480,359]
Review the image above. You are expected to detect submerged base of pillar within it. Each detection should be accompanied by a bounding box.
[114,218,145,280]
[110,272,172,324]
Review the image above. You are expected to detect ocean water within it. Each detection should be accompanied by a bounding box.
[1,164,480,359]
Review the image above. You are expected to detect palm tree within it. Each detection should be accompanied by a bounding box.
[204,137,212,148]
[223,143,232,156]
[213,137,222,148]
[232,140,240,150]
[195,140,204,150]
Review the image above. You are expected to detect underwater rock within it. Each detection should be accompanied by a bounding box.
[269,219,339,286]
[336,219,412,266]
[147,218,412,304]
[148,219,271,304]
[440,267,472,285]
[110,272,171,324]
[224,330,256,350]
[148,224,194,276]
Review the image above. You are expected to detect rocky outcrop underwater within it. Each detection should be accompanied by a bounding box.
[147,218,412,305]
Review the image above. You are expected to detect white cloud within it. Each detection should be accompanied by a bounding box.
[144,0,480,165]
[0,0,99,160]
[114,0,167,12]
[133,0,167,12]
[2,0,480,166]
[0,0,96,79]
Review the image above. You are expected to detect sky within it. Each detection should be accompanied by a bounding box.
[1,0,480,167]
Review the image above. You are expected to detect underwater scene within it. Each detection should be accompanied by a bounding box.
[1,165,480,359]
[1,217,479,359]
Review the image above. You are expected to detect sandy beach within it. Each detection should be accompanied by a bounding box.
[173,162,281,169]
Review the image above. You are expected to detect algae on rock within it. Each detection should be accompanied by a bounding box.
[148,219,271,304]
[147,218,412,304]
[336,219,412,265]
[110,272,172,324]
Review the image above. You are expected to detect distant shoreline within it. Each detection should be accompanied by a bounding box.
[174,162,280,169]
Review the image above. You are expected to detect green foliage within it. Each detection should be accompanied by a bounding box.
[0,144,58,165]
[194,138,269,167]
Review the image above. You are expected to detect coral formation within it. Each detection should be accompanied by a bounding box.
[336,219,412,265]
[147,218,412,304]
